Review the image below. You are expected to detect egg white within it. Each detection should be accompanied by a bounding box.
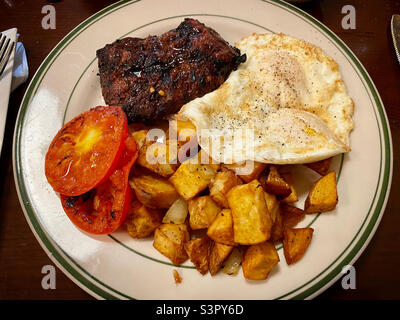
[177,33,354,164]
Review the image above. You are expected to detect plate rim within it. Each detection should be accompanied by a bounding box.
[12,0,393,300]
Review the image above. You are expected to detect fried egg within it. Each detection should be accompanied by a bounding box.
[176,33,354,164]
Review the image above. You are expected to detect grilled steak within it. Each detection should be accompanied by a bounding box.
[96,18,246,123]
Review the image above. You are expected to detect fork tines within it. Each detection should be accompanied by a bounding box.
[0,33,15,76]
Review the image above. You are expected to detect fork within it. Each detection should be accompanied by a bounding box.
[0,33,15,77]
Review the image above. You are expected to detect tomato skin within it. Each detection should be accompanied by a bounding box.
[60,136,138,234]
[45,106,128,197]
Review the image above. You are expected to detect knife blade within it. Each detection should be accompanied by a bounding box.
[391,14,400,65]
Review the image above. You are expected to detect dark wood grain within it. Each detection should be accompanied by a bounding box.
[0,0,399,300]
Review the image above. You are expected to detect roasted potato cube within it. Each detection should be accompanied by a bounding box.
[131,129,148,149]
[126,201,164,238]
[304,171,338,214]
[177,135,200,164]
[305,157,333,176]
[131,120,168,144]
[130,174,179,209]
[194,150,220,171]
[207,209,236,246]
[209,170,243,208]
[227,180,272,245]
[260,166,292,198]
[242,241,280,280]
[281,172,298,203]
[170,119,197,142]
[184,236,211,275]
[188,196,221,230]
[137,140,181,177]
[169,158,217,200]
[281,204,305,229]
[283,228,314,265]
[178,149,219,170]
[153,223,190,265]
[209,242,234,276]
[270,208,284,242]
[264,192,280,224]
[223,161,267,183]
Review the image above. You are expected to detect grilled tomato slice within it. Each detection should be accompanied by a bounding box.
[45,106,128,196]
[60,136,138,234]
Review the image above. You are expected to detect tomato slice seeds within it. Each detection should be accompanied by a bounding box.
[45,106,128,196]
[60,135,138,234]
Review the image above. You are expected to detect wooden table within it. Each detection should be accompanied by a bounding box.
[0,0,399,300]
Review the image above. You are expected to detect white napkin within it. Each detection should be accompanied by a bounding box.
[0,28,29,155]
[11,40,29,92]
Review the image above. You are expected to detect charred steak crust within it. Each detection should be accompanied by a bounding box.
[96,18,246,123]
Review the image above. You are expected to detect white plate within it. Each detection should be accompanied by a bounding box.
[13,0,392,299]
